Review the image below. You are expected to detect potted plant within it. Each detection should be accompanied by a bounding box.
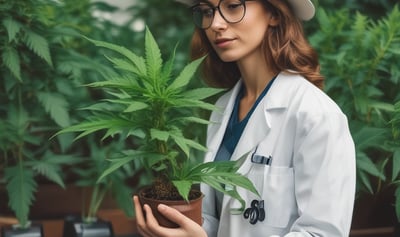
[0,2,84,235]
[54,27,259,227]
[0,1,82,235]
[0,104,80,236]
[61,137,137,237]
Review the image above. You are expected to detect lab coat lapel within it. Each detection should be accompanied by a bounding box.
[204,82,242,163]
[230,73,292,162]
[219,73,291,222]
[230,103,270,163]
[205,72,291,164]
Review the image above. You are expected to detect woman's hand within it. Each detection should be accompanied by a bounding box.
[133,195,207,237]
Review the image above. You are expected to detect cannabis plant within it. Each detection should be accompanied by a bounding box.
[0,0,88,229]
[55,27,258,212]
[309,5,400,220]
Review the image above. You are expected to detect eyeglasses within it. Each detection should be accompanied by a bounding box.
[192,0,256,29]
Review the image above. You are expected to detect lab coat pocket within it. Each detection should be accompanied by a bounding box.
[247,165,295,229]
[263,166,295,228]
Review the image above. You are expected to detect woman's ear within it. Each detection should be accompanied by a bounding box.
[268,14,279,27]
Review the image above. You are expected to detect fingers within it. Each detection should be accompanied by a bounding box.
[133,196,206,237]
[157,204,207,237]
[133,195,152,237]
[133,196,145,226]
[157,204,192,227]
[134,195,168,237]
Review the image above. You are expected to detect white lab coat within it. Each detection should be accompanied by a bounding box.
[201,72,356,237]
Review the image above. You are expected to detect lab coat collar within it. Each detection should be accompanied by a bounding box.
[230,72,290,163]
[204,72,292,164]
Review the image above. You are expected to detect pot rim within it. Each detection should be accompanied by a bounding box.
[138,186,204,204]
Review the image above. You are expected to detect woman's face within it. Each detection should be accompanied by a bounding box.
[203,0,274,63]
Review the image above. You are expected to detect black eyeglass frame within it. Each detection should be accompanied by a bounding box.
[191,0,257,29]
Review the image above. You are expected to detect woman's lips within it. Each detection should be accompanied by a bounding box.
[214,38,234,48]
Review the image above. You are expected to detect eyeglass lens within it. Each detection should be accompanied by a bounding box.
[192,0,246,29]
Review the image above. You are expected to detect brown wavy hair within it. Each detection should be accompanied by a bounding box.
[190,0,324,89]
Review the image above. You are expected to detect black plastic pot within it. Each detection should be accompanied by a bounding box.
[1,223,44,237]
[62,215,114,237]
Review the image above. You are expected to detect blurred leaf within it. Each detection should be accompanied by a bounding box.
[5,166,37,228]
[23,30,53,67]
[2,18,21,42]
[393,150,400,181]
[37,92,70,127]
[145,26,163,82]
[356,152,386,180]
[85,37,147,76]
[2,47,21,81]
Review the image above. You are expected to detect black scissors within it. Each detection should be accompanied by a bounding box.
[243,199,265,224]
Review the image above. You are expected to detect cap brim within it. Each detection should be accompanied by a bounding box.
[287,0,315,21]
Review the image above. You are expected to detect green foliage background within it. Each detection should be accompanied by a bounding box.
[0,0,399,229]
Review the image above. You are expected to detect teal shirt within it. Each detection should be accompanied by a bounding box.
[214,76,276,217]
[214,76,276,162]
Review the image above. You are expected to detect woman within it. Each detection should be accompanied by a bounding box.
[133,0,356,236]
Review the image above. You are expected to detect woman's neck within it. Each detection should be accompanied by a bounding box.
[237,56,276,99]
[236,55,277,121]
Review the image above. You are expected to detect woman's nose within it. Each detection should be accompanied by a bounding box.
[209,9,227,31]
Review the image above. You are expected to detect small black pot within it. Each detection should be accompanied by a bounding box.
[62,215,114,237]
[1,223,44,237]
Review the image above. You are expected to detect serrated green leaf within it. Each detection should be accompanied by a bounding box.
[80,102,119,112]
[2,47,21,81]
[182,87,225,100]
[2,18,21,42]
[170,134,190,157]
[5,166,37,227]
[53,117,134,141]
[172,180,193,202]
[169,132,207,156]
[123,101,149,113]
[23,30,53,66]
[177,116,210,125]
[8,103,29,129]
[30,161,65,188]
[104,55,144,76]
[172,98,219,111]
[85,36,147,76]
[167,56,205,91]
[356,152,385,180]
[162,44,178,83]
[97,150,154,182]
[370,101,395,112]
[352,126,387,150]
[150,129,170,142]
[37,92,70,127]
[358,171,374,194]
[145,26,163,82]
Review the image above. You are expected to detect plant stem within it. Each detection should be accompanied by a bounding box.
[16,87,28,228]
[87,183,110,222]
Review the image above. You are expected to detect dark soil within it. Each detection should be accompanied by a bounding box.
[143,177,201,201]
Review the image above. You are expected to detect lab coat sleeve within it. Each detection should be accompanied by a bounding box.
[287,111,356,237]
[201,183,219,237]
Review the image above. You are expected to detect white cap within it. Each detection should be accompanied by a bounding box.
[175,0,315,21]
[286,0,315,21]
